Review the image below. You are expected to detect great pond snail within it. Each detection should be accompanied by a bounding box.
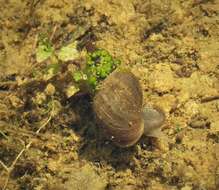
[93,71,165,147]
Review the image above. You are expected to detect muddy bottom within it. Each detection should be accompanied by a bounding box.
[0,0,219,190]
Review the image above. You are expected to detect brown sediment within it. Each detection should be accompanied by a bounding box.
[0,0,218,190]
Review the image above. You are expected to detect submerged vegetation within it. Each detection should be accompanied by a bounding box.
[73,49,121,90]
[36,35,121,94]
[0,23,122,189]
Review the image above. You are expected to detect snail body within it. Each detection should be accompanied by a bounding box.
[93,71,165,147]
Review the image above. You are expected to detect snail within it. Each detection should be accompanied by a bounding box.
[93,70,165,147]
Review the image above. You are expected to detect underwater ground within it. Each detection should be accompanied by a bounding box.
[0,0,219,189]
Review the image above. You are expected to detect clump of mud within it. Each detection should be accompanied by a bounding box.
[0,0,219,190]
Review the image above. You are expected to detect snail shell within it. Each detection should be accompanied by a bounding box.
[93,71,165,147]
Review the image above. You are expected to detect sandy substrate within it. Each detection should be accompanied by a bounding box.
[0,0,219,189]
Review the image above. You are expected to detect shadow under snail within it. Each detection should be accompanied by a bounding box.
[93,70,166,147]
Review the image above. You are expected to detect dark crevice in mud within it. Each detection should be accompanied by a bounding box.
[142,19,168,40]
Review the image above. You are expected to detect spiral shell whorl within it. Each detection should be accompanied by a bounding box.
[93,71,144,147]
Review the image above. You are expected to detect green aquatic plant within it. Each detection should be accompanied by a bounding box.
[57,41,80,62]
[35,34,121,95]
[36,36,54,63]
[36,35,80,63]
[43,62,61,80]
[72,49,121,91]
[87,49,121,79]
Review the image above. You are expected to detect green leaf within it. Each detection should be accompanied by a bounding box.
[43,63,60,80]
[87,75,97,87]
[57,41,79,62]
[70,48,121,93]
[73,71,83,82]
[36,41,54,63]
